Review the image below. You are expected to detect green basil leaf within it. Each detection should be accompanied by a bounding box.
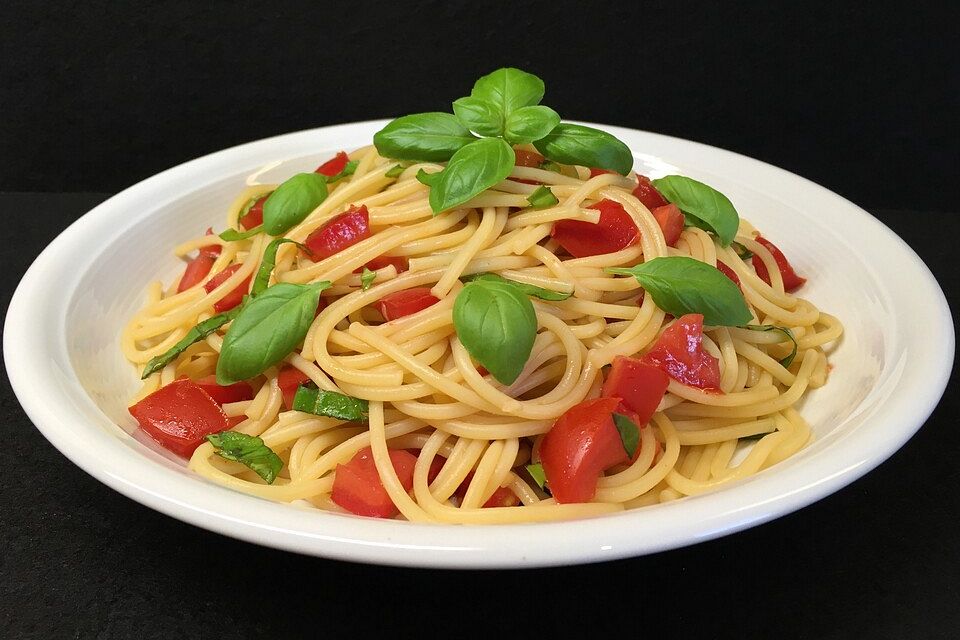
[526,462,547,490]
[452,279,536,385]
[425,138,515,213]
[219,225,263,241]
[612,412,640,458]
[206,431,283,484]
[526,185,559,209]
[731,241,754,260]
[385,164,405,178]
[534,123,633,175]
[373,112,477,162]
[452,96,504,137]
[651,175,740,247]
[740,324,799,368]
[141,305,244,379]
[360,267,376,291]
[461,272,571,301]
[539,160,562,173]
[216,281,330,384]
[741,429,777,441]
[416,168,441,187]
[292,384,369,422]
[253,238,309,296]
[606,256,752,326]
[262,173,328,236]
[503,105,561,145]
[323,160,359,183]
[471,67,545,116]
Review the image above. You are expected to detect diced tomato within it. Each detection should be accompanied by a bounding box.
[331,447,418,518]
[641,314,722,391]
[476,365,489,377]
[752,236,806,292]
[632,174,669,210]
[304,205,370,261]
[601,356,669,424]
[315,151,350,177]
[239,196,267,230]
[204,264,251,313]
[589,167,616,178]
[226,415,247,428]
[128,379,229,458]
[716,260,741,287]
[514,149,546,168]
[177,254,216,293]
[278,366,311,410]
[651,203,684,247]
[354,255,409,274]
[200,228,222,257]
[376,288,439,321]
[539,397,628,503]
[427,456,446,483]
[551,199,640,258]
[193,375,254,405]
[314,294,328,318]
[454,472,520,508]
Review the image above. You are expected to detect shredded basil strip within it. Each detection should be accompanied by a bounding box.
[141,304,244,379]
[539,160,562,173]
[461,272,571,301]
[206,431,283,484]
[612,413,640,458]
[740,324,799,368]
[253,238,307,296]
[360,267,376,291]
[324,160,359,183]
[385,164,405,178]
[526,185,559,209]
[526,463,547,490]
[740,429,777,442]
[219,225,264,241]
[292,384,369,422]
[731,241,754,260]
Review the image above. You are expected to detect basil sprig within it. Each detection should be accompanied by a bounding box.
[140,304,245,379]
[533,123,633,175]
[292,384,369,422]
[741,324,799,368]
[206,431,283,484]
[253,238,308,295]
[462,272,571,301]
[262,173,329,236]
[216,281,330,385]
[526,185,559,209]
[220,226,263,241]
[607,256,752,326]
[418,137,515,212]
[612,413,640,458]
[651,176,740,247]
[453,279,537,385]
[452,97,505,137]
[471,67,545,119]
[374,113,477,162]
[526,462,547,490]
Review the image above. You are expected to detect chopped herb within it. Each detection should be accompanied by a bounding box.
[292,384,369,422]
[385,164,405,178]
[731,241,754,260]
[526,185,559,209]
[324,160,359,183]
[526,463,547,490]
[206,431,283,484]
[612,413,640,458]
[219,225,263,241]
[740,324,799,368]
[461,272,571,301]
[360,267,377,291]
[141,304,244,379]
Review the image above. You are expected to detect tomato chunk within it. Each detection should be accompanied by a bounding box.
[177,254,216,293]
[204,264,251,313]
[651,203,684,247]
[376,288,439,321]
[539,397,627,503]
[453,472,521,508]
[128,379,228,458]
[716,260,741,287]
[239,195,268,230]
[601,356,669,424]
[278,366,311,410]
[752,236,806,292]
[200,227,222,257]
[354,255,409,274]
[632,174,669,210]
[193,375,254,405]
[331,447,418,518]
[304,205,370,261]
[551,199,640,258]
[514,149,546,168]
[315,151,350,177]
[641,314,722,390]
[589,167,616,178]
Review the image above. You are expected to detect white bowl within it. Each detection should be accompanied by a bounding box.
[4,121,953,568]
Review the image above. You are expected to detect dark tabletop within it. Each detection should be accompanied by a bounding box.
[2,193,957,639]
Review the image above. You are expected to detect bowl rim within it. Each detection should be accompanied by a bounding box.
[4,119,954,568]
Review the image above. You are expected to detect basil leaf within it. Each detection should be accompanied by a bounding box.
[373,112,477,162]
[731,241,754,260]
[452,96,504,137]
[416,168,441,187]
[253,238,308,296]
[219,225,263,241]
[216,281,330,385]
[471,67,545,116]
[606,256,752,326]
[461,272,571,301]
[539,160,562,173]
[323,160,359,183]
[453,279,536,385]
[206,431,283,484]
[140,305,244,379]
[651,176,740,247]
[612,413,640,458]
[526,462,547,490]
[385,164,405,178]
[425,138,515,213]
[503,105,560,145]
[360,267,376,291]
[262,173,328,236]
[740,324,799,368]
[526,185,559,209]
[292,384,369,422]
[534,123,633,175]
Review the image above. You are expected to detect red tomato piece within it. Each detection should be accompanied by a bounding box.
[641,314,722,390]
[277,366,311,410]
[514,149,546,168]
[203,264,251,313]
[239,196,267,230]
[551,199,640,258]
[454,472,520,508]
[716,260,741,287]
[304,205,370,261]
[589,167,616,178]
[601,356,669,424]
[632,174,669,210]
[128,379,229,458]
[226,415,247,428]
[331,447,418,518]
[177,254,216,293]
[375,288,439,321]
[651,203,684,247]
[315,151,350,177]
[752,236,807,292]
[354,255,409,274]
[314,294,328,318]
[200,227,222,257]
[193,375,254,405]
[539,397,628,503]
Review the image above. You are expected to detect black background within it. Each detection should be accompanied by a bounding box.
[2,2,958,638]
